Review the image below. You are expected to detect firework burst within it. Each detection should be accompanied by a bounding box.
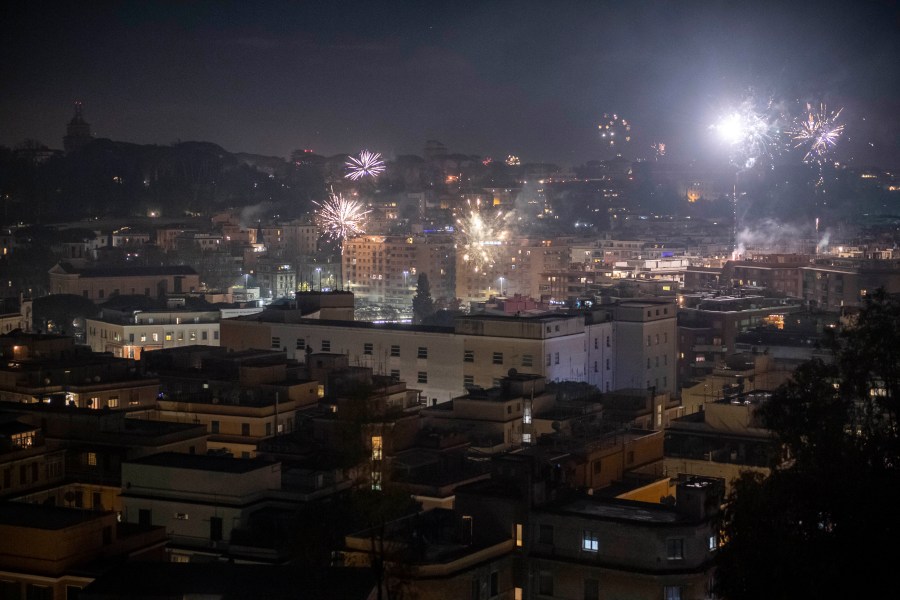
[345,150,386,180]
[455,200,510,274]
[712,101,779,169]
[598,113,631,148]
[789,103,844,164]
[314,188,370,241]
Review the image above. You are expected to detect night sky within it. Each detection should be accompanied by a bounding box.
[3,1,899,167]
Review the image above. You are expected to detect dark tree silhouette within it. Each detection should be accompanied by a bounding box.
[715,289,900,599]
[411,273,434,325]
[32,294,100,336]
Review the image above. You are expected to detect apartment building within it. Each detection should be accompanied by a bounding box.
[86,308,221,359]
[48,263,200,302]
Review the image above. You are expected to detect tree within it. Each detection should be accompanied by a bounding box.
[411,273,434,325]
[32,294,100,336]
[715,289,900,599]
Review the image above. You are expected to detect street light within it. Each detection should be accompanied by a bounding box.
[403,270,409,289]
[315,267,322,292]
[498,277,505,296]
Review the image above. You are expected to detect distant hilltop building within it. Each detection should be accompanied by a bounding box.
[63,101,92,153]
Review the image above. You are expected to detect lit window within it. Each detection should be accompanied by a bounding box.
[582,530,599,552]
[371,436,383,460]
[108,396,119,408]
[165,332,173,342]
[515,523,523,547]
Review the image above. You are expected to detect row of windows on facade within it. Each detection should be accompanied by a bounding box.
[272,338,540,368]
[1,460,62,489]
[94,329,218,343]
[647,332,669,346]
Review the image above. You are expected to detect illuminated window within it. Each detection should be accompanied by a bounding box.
[152,333,159,342]
[86,452,97,466]
[371,436,383,460]
[108,396,119,408]
[582,530,599,552]
[515,523,523,547]
[165,332,173,342]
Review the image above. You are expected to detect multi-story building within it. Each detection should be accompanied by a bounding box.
[722,254,810,297]
[0,417,67,499]
[800,258,900,312]
[255,259,297,300]
[141,346,319,458]
[220,297,678,403]
[0,334,159,409]
[343,234,455,305]
[677,294,802,389]
[48,263,200,302]
[0,503,166,600]
[455,238,570,302]
[280,220,319,256]
[85,307,221,359]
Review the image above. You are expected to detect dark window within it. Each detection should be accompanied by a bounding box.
[490,572,498,597]
[464,375,474,387]
[417,372,428,384]
[296,338,306,350]
[241,423,250,436]
[66,585,82,600]
[26,584,52,600]
[321,340,331,352]
[211,421,220,434]
[584,578,599,600]
[492,352,503,365]
[138,509,151,526]
[522,354,533,367]
[363,342,373,355]
[464,350,474,362]
[271,336,281,349]
[210,516,223,541]
[103,526,112,545]
[417,347,428,359]
[1,581,20,600]
[667,538,684,560]
[390,369,400,379]
[538,572,553,596]
[93,492,102,510]
[538,524,554,544]
[390,345,400,357]
[31,462,39,482]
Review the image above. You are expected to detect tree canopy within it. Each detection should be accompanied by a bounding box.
[715,290,900,599]
[411,273,434,325]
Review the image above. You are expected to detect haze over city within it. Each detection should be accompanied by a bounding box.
[3,1,899,166]
[0,2,899,599]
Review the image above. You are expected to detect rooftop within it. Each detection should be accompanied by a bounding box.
[126,451,278,473]
[0,502,108,530]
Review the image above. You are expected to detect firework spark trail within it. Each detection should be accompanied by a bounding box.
[345,150,386,180]
[789,103,844,164]
[314,188,370,241]
[455,200,510,274]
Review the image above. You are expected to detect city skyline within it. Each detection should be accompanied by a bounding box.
[3,1,899,168]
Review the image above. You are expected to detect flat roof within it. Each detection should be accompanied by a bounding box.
[126,451,277,473]
[551,496,680,524]
[0,502,108,530]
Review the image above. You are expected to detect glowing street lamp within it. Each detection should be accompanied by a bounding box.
[315,267,322,292]
[498,277,505,296]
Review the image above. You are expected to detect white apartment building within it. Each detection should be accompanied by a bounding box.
[86,309,221,359]
[220,299,677,403]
